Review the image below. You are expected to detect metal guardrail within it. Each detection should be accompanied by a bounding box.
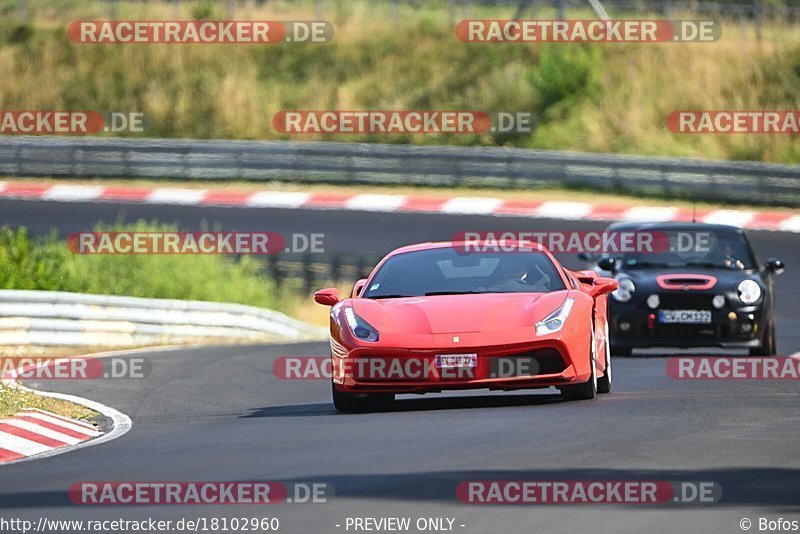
[0,290,326,346]
[1,136,799,206]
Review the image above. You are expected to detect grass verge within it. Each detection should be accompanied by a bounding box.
[0,1,798,163]
[0,383,97,420]
[0,221,299,310]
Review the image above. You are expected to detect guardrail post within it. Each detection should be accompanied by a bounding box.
[302,253,313,294]
[356,256,367,279]
[268,254,282,287]
[753,0,762,41]
[330,254,341,284]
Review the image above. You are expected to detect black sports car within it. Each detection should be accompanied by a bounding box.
[583,222,784,356]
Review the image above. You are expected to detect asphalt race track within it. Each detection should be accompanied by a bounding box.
[1,198,799,533]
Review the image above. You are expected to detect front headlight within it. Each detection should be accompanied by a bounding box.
[612,278,635,302]
[344,307,379,342]
[737,279,762,305]
[536,298,574,336]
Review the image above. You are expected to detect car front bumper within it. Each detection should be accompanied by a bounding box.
[609,301,767,349]
[331,340,590,394]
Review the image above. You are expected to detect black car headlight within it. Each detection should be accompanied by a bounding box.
[737,279,762,305]
[612,278,635,302]
[344,307,379,342]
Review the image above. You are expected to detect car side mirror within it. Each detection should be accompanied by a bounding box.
[764,258,785,276]
[575,270,598,285]
[314,288,340,306]
[352,278,367,298]
[597,257,617,272]
[589,277,618,298]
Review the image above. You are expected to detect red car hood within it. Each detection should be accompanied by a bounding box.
[350,292,568,335]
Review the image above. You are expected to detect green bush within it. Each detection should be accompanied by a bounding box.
[529,44,598,115]
[0,223,296,312]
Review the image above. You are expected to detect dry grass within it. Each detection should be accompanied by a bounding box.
[0,346,114,420]
[0,1,796,161]
[0,383,97,420]
[293,281,357,328]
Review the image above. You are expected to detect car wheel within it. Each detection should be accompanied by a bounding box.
[331,382,372,413]
[561,323,598,401]
[597,321,612,394]
[749,322,777,356]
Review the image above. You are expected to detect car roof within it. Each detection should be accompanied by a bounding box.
[605,221,746,233]
[385,240,550,257]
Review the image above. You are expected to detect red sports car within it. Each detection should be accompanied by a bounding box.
[315,241,618,412]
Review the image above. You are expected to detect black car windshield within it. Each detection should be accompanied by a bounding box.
[362,248,566,299]
[620,229,756,270]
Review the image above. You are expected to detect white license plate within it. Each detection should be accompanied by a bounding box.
[435,354,478,368]
[658,309,712,324]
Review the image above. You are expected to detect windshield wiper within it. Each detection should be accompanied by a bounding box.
[366,294,414,299]
[680,261,736,269]
[424,291,482,296]
[625,261,672,268]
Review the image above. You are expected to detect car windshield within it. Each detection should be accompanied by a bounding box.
[620,229,756,270]
[362,248,566,299]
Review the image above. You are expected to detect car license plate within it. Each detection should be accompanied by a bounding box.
[658,309,712,324]
[435,354,478,368]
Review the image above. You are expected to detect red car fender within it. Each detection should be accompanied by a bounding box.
[563,290,595,381]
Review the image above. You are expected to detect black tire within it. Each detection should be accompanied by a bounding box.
[597,322,612,394]
[331,382,372,413]
[749,322,777,356]
[561,325,598,401]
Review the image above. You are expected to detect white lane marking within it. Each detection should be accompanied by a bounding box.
[20,412,101,436]
[41,185,105,202]
[0,431,53,456]
[778,215,800,233]
[535,201,593,220]
[702,210,754,227]
[246,191,311,208]
[3,420,82,445]
[441,197,503,214]
[622,206,679,222]
[145,188,206,205]
[345,194,406,212]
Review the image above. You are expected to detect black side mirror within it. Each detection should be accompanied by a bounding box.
[597,257,617,272]
[764,258,785,276]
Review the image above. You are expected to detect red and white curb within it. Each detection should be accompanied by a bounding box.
[0,408,101,463]
[0,347,141,466]
[0,181,798,233]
